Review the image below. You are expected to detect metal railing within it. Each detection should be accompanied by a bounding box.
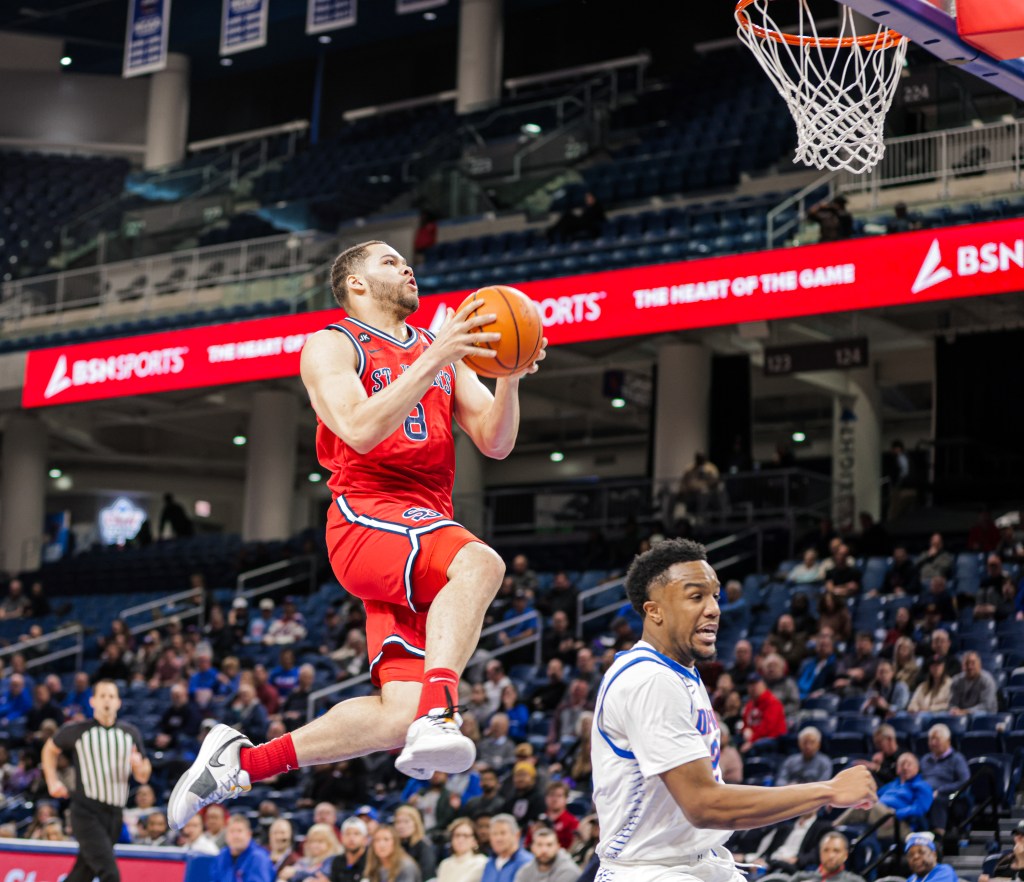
[767,175,837,248]
[305,609,544,721]
[0,231,335,328]
[119,587,206,638]
[837,118,1024,202]
[0,624,84,673]
[235,555,318,605]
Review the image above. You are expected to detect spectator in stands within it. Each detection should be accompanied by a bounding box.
[24,801,59,839]
[159,493,193,539]
[996,526,1024,564]
[908,656,953,713]
[212,815,273,881]
[861,659,909,719]
[188,647,221,696]
[904,832,957,882]
[269,647,300,696]
[834,631,879,696]
[720,687,744,737]
[915,629,958,685]
[789,548,825,584]
[484,660,513,715]
[797,631,838,700]
[468,682,495,720]
[412,210,438,263]
[436,817,487,882]
[330,629,370,681]
[266,596,308,645]
[395,804,437,880]
[916,533,954,588]
[0,579,30,620]
[948,650,999,714]
[817,591,852,642]
[497,683,530,742]
[465,768,506,819]
[548,679,592,757]
[363,824,420,882]
[835,752,933,841]
[547,191,606,244]
[740,672,787,752]
[204,803,229,848]
[541,612,580,668]
[62,671,93,720]
[883,607,915,651]
[177,813,221,855]
[679,453,725,521]
[504,762,546,827]
[573,648,603,696]
[968,509,1001,553]
[136,811,171,846]
[531,659,568,713]
[731,809,828,872]
[224,681,268,743]
[887,202,921,234]
[975,575,1018,622]
[770,615,809,675]
[981,820,1024,882]
[327,816,369,882]
[27,581,50,618]
[0,673,32,724]
[532,781,578,851]
[478,713,517,772]
[515,826,578,882]
[540,572,578,627]
[918,575,958,623]
[715,721,743,784]
[264,818,299,874]
[26,683,64,734]
[777,727,833,785]
[789,593,819,637]
[510,555,539,594]
[203,605,236,659]
[482,814,531,882]
[921,723,970,834]
[762,653,800,722]
[252,664,281,715]
[281,663,316,731]
[808,195,853,242]
[247,598,276,644]
[883,546,916,595]
[825,546,862,600]
[729,640,757,697]
[791,831,865,882]
[498,591,540,664]
[855,723,901,785]
[284,822,341,881]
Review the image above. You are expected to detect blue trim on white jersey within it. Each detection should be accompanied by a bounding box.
[344,317,419,349]
[326,323,367,377]
[334,495,462,613]
[368,634,427,678]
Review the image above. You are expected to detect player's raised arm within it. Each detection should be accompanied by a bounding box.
[660,757,876,830]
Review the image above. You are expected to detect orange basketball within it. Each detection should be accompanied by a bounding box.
[458,285,543,378]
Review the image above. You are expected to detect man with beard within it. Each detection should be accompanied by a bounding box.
[515,827,580,882]
[170,241,546,830]
[591,539,877,882]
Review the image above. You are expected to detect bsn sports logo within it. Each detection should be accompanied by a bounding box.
[426,291,605,333]
[912,237,1024,294]
[43,347,189,400]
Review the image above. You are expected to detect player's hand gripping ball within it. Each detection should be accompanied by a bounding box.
[458,285,544,378]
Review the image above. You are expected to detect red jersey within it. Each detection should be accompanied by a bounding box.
[315,317,458,517]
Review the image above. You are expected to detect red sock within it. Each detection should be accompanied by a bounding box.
[417,668,460,717]
[239,733,298,783]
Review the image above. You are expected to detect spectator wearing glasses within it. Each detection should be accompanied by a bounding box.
[436,817,487,882]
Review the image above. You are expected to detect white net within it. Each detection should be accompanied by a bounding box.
[736,1,909,174]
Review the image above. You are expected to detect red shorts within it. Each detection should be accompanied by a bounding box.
[326,494,482,686]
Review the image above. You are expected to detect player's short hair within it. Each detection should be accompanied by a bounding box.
[330,240,385,307]
[625,538,708,619]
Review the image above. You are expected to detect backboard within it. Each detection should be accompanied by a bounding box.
[841,0,1024,100]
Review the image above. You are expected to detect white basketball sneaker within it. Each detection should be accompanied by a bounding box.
[395,707,477,780]
[168,723,253,830]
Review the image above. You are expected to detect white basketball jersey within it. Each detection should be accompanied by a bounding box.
[592,641,730,866]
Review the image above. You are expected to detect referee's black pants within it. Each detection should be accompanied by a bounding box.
[67,799,122,882]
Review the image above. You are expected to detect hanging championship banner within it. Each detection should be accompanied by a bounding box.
[123,0,171,78]
[220,0,269,55]
[306,0,357,34]
[396,0,447,13]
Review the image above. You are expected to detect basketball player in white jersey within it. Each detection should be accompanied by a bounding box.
[592,538,877,882]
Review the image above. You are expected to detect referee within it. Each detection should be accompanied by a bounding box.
[42,679,152,882]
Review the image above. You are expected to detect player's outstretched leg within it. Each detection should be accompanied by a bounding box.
[396,542,504,779]
[167,723,253,830]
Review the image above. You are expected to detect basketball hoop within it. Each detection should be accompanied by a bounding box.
[736,0,909,174]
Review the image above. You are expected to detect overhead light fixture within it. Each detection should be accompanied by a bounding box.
[308,472,323,483]
[549,451,565,463]
[194,500,212,518]
[48,468,62,479]
[55,475,73,491]
[521,123,542,135]
[318,35,331,44]
[792,431,807,443]
[232,434,247,446]
[423,11,437,19]
[611,397,626,409]
[60,56,72,67]
[220,57,233,67]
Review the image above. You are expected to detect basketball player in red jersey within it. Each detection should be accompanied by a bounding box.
[169,240,546,829]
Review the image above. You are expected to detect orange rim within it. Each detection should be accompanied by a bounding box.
[736,0,904,49]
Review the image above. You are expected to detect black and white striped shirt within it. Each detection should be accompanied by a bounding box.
[52,719,146,807]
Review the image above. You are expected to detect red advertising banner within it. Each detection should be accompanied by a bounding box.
[0,840,198,881]
[22,218,1024,408]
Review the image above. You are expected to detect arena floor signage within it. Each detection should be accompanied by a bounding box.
[21,218,1024,408]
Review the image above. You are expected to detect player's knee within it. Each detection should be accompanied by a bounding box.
[462,543,505,592]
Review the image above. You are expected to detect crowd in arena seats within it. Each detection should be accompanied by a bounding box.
[0,519,1020,880]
